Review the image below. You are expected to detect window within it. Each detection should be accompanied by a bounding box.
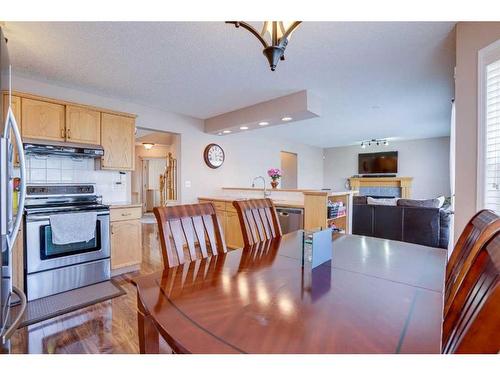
[478,40,500,212]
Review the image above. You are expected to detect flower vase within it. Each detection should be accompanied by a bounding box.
[271,180,279,189]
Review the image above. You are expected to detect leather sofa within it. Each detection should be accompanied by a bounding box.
[352,198,451,249]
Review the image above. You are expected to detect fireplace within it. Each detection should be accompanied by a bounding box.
[348,177,413,199]
[358,186,401,198]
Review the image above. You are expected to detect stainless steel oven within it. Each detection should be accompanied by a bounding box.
[24,184,110,301]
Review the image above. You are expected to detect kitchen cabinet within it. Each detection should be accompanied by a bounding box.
[225,210,244,249]
[12,224,24,291]
[2,93,21,165]
[101,113,135,171]
[198,199,244,249]
[21,97,65,142]
[5,91,137,171]
[110,205,142,275]
[65,105,101,145]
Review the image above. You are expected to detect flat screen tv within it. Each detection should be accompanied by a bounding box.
[358,151,398,175]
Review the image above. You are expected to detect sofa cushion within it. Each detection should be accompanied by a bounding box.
[353,195,368,205]
[402,207,440,247]
[367,197,398,206]
[397,198,441,208]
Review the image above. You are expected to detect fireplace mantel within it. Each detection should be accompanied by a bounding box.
[348,177,413,199]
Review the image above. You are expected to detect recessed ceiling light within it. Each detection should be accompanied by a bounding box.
[240,126,249,130]
[142,143,154,150]
[258,121,269,126]
[281,116,293,122]
[223,130,232,134]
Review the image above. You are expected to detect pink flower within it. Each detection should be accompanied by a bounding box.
[267,168,282,179]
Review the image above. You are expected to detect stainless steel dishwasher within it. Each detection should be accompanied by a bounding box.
[276,207,304,234]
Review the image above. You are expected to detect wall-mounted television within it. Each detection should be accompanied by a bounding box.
[358,151,398,175]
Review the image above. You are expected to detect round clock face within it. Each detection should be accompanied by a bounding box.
[204,143,225,169]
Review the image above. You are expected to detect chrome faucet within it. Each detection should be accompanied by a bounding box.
[252,176,270,198]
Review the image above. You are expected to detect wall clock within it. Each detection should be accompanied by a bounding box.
[203,143,225,169]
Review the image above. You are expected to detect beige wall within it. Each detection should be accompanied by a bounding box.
[323,137,451,199]
[13,74,324,203]
[455,22,500,240]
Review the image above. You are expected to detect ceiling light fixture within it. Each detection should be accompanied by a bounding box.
[223,130,232,134]
[281,116,293,122]
[226,21,302,71]
[142,143,154,150]
[258,121,269,126]
[359,139,390,148]
[240,126,249,130]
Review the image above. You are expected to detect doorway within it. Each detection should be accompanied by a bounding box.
[131,127,180,214]
[280,151,298,189]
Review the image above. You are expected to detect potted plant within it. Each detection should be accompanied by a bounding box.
[267,168,282,189]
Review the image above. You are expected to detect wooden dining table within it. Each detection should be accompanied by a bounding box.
[133,231,447,354]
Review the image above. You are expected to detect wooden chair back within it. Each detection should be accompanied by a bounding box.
[232,198,283,247]
[445,210,499,313]
[153,203,227,268]
[442,232,500,353]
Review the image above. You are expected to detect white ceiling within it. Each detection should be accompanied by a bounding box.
[4,22,456,148]
[135,128,176,145]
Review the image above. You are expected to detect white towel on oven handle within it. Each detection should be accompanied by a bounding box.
[49,212,98,245]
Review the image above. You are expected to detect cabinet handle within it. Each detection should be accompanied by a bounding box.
[61,128,66,138]
[121,212,131,217]
[67,128,71,139]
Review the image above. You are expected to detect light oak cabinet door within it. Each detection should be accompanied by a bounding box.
[65,105,101,145]
[111,219,142,270]
[2,94,22,165]
[12,224,24,291]
[101,113,135,170]
[21,98,65,141]
[226,211,244,249]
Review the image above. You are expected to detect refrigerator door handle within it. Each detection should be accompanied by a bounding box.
[0,286,27,343]
[4,106,26,249]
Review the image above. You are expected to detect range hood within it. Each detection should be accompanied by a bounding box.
[23,138,104,158]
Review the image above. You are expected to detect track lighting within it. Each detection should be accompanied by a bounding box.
[359,138,389,148]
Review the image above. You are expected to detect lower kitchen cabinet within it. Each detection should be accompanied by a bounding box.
[199,199,244,249]
[12,224,24,291]
[225,211,244,249]
[110,206,142,275]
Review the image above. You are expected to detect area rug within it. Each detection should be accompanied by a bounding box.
[11,280,126,328]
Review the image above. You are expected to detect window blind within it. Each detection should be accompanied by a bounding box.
[485,58,500,212]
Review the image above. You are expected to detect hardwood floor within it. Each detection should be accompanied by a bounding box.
[10,223,171,354]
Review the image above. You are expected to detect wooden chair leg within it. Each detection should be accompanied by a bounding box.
[137,295,159,354]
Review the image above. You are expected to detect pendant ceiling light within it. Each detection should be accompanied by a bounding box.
[226,21,302,71]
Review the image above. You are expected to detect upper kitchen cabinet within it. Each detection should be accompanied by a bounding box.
[21,97,65,142]
[66,105,101,145]
[2,94,22,165]
[2,93,21,125]
[101,112,135,171]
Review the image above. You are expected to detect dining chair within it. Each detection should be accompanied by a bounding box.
[232,198,283,247]
[442,231,500,353]
[444,209,500,315]
[153,203,227,268]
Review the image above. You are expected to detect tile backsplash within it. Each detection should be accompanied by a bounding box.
[23,154,130,203]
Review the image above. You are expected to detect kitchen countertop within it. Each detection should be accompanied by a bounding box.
[107,202,143,209]
[198,196,304,209]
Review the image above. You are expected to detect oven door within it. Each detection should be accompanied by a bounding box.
[25,211,110,274]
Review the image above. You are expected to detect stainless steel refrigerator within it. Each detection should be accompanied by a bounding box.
[0,26,27,353]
